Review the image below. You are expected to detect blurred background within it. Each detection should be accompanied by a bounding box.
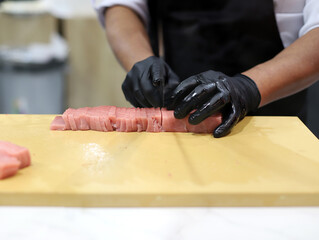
[0,0,129,116]
[0,0,318,137]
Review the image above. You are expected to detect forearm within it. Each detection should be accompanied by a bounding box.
[243,28,319,107]
[104,6,154,72]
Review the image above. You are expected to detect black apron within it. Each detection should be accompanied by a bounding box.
[147,0,308,122]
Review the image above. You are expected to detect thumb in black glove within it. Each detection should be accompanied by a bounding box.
[171,70,261,137]
[122,56,180,108]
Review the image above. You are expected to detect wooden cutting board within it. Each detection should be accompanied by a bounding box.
[0,114,318,207]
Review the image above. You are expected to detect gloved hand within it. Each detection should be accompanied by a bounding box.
[171,70,261,137]
[122,56,180,108]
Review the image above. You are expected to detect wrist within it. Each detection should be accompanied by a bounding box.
[126,53,154,72]
[242,64,271,107]
[234,73,261,112]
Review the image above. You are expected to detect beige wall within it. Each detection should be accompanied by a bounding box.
[64,17,130,109]
[0,13,55,46]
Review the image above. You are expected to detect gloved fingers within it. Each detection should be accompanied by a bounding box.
[122,87,142,107]
[122,73,142,107]
[132,71,152,108]
[166,64,181,86]
[134,88,153,108]
[171,75,202,104]
[213,107,239,138]
[188,91,228,125]
[163,68,181,109]
[174,83,216,119]
[150,59,165,87]
[141,69,163,107]
[122,62,148,107]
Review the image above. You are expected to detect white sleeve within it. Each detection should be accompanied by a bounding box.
[299,0,319,37]
[91,0,149,28]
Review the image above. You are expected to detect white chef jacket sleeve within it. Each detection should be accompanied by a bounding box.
[299,0,319,36]
[91,0,148,28]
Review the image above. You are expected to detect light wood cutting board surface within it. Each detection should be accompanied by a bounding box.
[0,115,318,207]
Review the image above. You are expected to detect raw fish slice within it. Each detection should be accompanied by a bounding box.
[121,108,129,132]
[125,108,133,132]
[0,154,20,180]
[94,107,103,131]
[88,107,103,131]
[115,108,126,132]
[0,141,31,168]
[108,106,117,130]
[185,119,207,133]
[146,108,162,132]
[115,107,122,131]
[136,108,147,132]
[96,106,112,132]
[104,114,113,131]
[146,108,154,132]
[153,108,162,132]
[94,106,108,132]
[161,110,187,132]
[99,116,108,132]
[88,110,97,130]
[73,108,81,130]
[67,108,77,130]
[76,107,90,130]
[62,108,72,130]
[129,108,138,132]
[98,106,114,131]
[50,116,66,130]
[135,108,143,132]
[139,108,148,131]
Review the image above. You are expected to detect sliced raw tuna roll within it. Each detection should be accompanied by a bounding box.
[51,106,222,134]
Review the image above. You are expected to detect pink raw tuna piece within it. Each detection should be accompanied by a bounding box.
[146,108,155,132]
[97,106,113,132]
[0,154,21,180]
[125,108,133,132]
[153,108,162,132]
[62,108,72,130]
[108,106,117,130]
[74,107,90,130]
[67,108,77,130]
[129,108,138,132]
[95,106,116,131]
[68,108,77,130]
[115,108,126,132]
[146,108,162,132]
[88,107,103,131]
[135,108,143,132]
[50,116,66,130]
[161,110,187,132]
[138,108,148,131]
[93,106,109,132]
[103,109,113,131]
[114,107,121,131]
[161,110,222,133]
[0,141,31,169]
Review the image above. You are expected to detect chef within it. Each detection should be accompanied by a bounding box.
[92,0,319,137]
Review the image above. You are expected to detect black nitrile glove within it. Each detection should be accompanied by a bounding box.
[171,70,261,138]
[122,56,180,108]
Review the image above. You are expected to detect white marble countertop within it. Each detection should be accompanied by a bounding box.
[1,207,319,240]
